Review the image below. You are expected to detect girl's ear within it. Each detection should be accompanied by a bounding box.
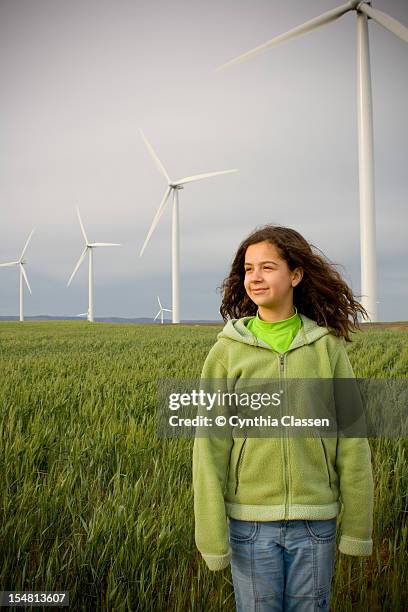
[292,267,303,287]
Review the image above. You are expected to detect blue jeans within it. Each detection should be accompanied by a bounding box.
[229,518,337,611]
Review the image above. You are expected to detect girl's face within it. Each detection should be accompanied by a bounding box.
[244,241,303,315]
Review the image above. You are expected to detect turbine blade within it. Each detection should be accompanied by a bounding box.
[175,169,238,185]
[20,264,32,294]
[140,130,171,183]
[76,207,89,244]
[67,247,88,286]
[157,296,162,308]
[216,2,352,71]
[0,261,19,267]
[154,311,161,320]
[139,186,172,257]
[19,228,35,261]
[89,242,121,247]
[162,308,172,312]
[359,4,408,44]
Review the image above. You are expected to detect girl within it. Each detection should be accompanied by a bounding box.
[192,225,374,611]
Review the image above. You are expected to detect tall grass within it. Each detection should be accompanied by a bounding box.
[0,322,407,610]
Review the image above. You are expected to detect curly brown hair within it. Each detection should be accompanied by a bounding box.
[218,224,368,341]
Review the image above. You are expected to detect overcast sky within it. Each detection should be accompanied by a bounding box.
[0,0,407,321]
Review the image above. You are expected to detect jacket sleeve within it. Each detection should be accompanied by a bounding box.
[333,339,374,556]
[192,343,234,571]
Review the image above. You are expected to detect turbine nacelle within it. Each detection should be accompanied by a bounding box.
[355,1,370,11]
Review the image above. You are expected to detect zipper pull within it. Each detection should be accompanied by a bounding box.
[279,354,285,372]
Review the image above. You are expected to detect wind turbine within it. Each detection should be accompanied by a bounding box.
[154,295,172,325]
[0,229,35,322]
[67,207,120,323]
[139,131,238,324]
[217,0,408,323]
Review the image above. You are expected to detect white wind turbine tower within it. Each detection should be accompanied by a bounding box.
[139,131,238,324]
[217,0,408,323]
[67,207,120,323]
[0,229,35,322]
[154,295,172,325]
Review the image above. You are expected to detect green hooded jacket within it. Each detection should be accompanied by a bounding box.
[192,313,374,571]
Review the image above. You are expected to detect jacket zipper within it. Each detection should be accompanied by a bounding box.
[279,353,289,519]
[234,438,247,494]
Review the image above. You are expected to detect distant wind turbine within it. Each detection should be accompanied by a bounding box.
[217,0,408,322]
[67,207,120,323]
[154,295,172,325]
[0,229,35,321]
[139,130,238,324]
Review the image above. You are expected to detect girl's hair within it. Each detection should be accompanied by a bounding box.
[218,224,368,341]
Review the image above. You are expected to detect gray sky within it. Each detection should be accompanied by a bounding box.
[0,0,407,321]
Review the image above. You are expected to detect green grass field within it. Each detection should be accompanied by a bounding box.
[1,322,407,611]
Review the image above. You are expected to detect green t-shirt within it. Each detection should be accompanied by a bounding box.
[245,308,302,353]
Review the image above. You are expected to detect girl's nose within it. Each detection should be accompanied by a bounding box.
[249,267,263,281]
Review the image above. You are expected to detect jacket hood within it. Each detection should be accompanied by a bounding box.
[217,313,331,351]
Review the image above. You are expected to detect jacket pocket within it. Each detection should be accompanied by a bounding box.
[288,437,336,505]
[234,438,247,494]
